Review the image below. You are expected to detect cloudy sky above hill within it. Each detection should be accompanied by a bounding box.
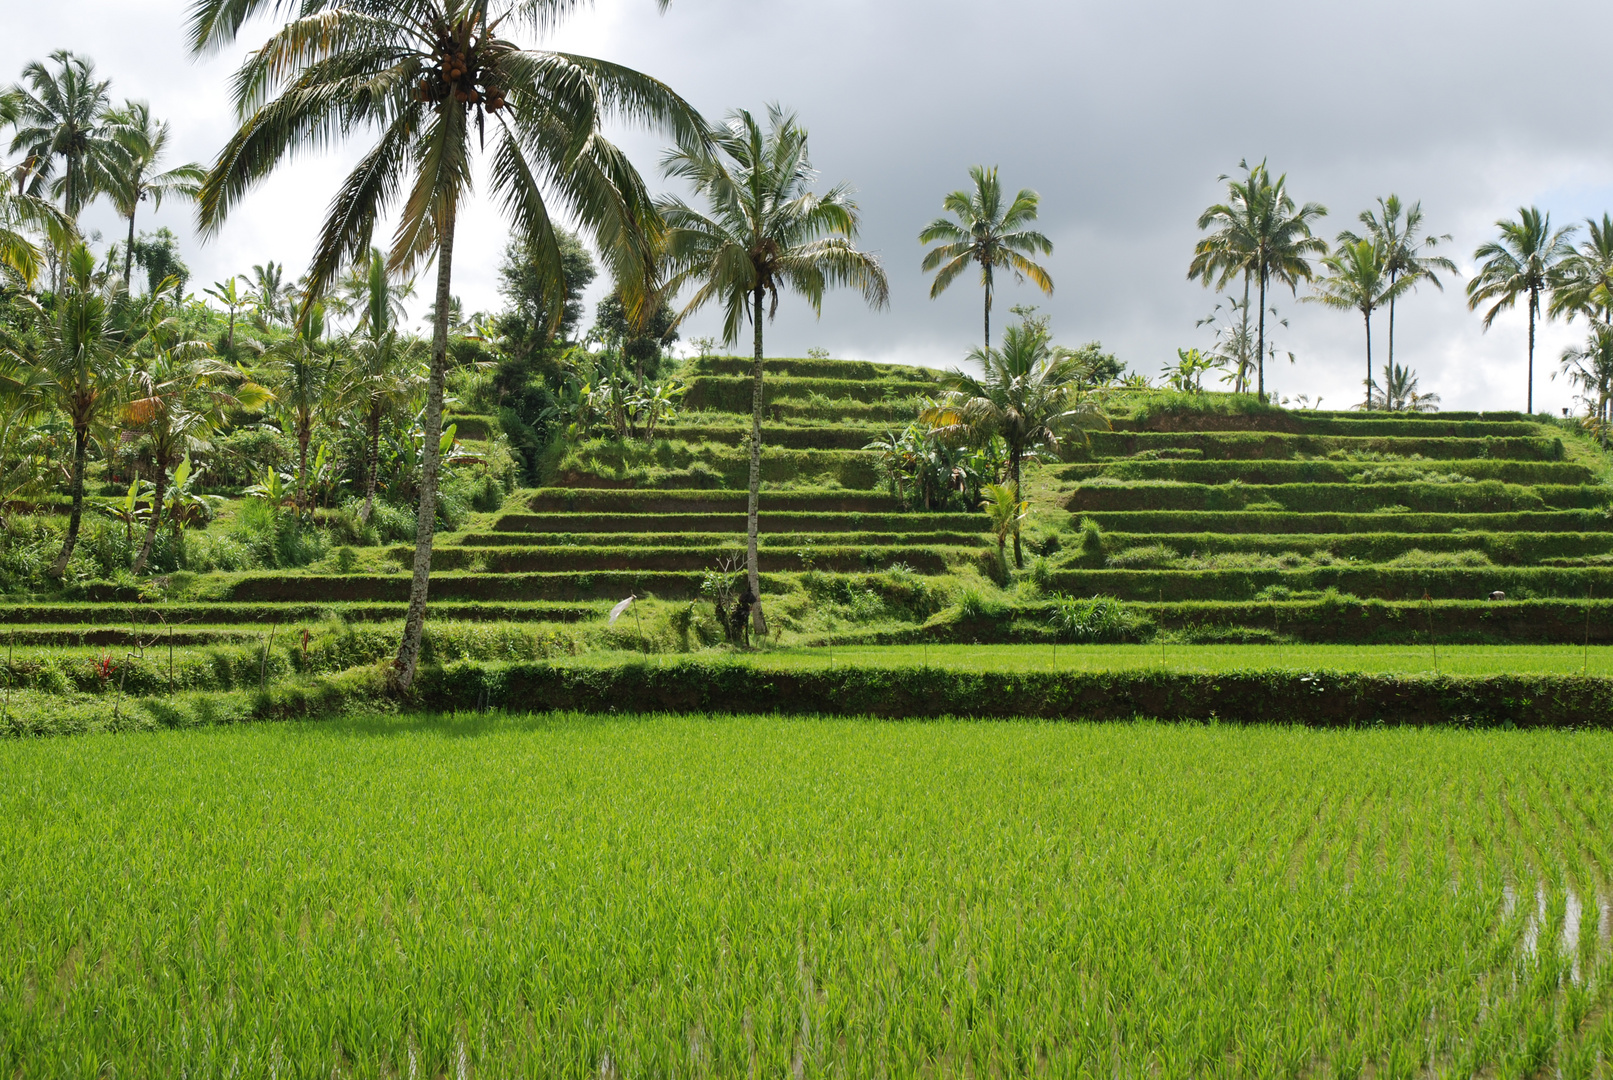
[5,0,1613,412]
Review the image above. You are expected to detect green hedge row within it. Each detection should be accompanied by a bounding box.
[1064,481,1607,514]
[684,356,943,381]
[1076,510,1609,534]
[1046,565,1613,601]
[1065,458,1595,485]
[490,511,984,535]
[442,413,498,440]
[408,660,1613,727]
[417,544,956,575]
[555,443,881,490]
[654,423,887,450]
[0,600,602,626]
[1107,415,1542,437]
[1095,530,1613,564]
[525,488,899,514]
[683,376,936,412]
[456,530,988,549]
[215,570,797,603]
[1084,431,1563,461]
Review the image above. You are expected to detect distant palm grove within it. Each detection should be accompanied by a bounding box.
[0,1,1609,688]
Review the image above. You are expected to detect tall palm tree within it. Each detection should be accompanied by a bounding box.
[1305,239,1415,409]
[1189,161,1327,400]
[1467,207,1577,414]
[247,262,294,328]
[125,301,269,572]
[1336,195,1456,370]
[191,0,703,690]
[1370,361,1440,413]
[659,106,890,633]
[4,51,125,291]
[262,304,340,509]
[103,101,205,288]
[340,250,426,522]
[203,276,254,353]
[0,244,127,575]
[919,165,1052,349]
[1549,213,1613,328]
[923,315,1107,568]
[1560,324,1613,443]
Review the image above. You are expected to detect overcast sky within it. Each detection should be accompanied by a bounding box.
[6,0,1613,413]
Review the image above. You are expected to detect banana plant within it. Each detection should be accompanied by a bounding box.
[98,476,150,546]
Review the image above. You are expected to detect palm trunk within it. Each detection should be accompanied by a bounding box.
[1386,268,1398,373]
[49,425,89,577]
[983,266,993,350]
[1011,450,1023,570]
[1363,308,1374,410]
[296,424,310,509]
[132,459,167,574]
[1256,268,1268,402]
[1527,288,1537,415]
[1237,273,1251,394]
[391,198,456,692]
[746,288,768,637]
[124,209,137,288]
[361,405,381,524]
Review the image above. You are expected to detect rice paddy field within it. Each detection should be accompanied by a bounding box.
[4,715,1613,1077]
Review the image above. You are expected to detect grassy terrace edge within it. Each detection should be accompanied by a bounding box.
[7,660,1611,736]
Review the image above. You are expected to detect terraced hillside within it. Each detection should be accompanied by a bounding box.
[1049,406,1613,643]
[1,362,1610,690]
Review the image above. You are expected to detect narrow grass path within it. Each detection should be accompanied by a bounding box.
[559,643,1613,676]
[2,717,1610,1075]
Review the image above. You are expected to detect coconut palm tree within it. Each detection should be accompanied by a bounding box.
[1305,239,1415,409]
[658,106,890,633]
[191,0,704,690]
[1369,361,1440,413]
[202,276,254,354]
[1189,161,1327,400]
[124,302,269,572]
[340,250,426,522]
[0,244,127,575]
[1466,207,1577,414]
[1560,324,1613,443]
[923,315,1107,568]
[1336,195,1456,370]
[102,101,205,288]
[247,262,295,328]
[1549,213,1613,329]
[919,166,1052,349]
[4,51,125,291]
[262,304,341,509]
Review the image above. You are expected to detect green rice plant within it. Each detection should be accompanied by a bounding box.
[1047,593,1141,642]
[6,718,1609,1074]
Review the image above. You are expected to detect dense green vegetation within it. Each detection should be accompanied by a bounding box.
[4,716,1613,1074]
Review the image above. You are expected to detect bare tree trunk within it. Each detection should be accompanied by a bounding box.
[124,209,137,289]
[1256,268,1268,402]
[132,459,167,574]
[1527,288,1537,415]
[391,199,456,692]
[50,425,89,577]
[746,288,768,637]
[1364,309,1374,410]
[983,266,993,351]
[361,406,380,524]
[1011,450,1023,570]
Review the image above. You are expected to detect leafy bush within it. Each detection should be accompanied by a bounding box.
[1047,594,1142,643]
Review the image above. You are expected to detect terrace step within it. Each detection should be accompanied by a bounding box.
[1063,481,1606,514]
[652,424,887,449]
[1094,531,1613,564]
[458,530,987,548]
[1085,431,1563,461]
[685,356,943,380]
[1074,510,1611,534]
[0,601,603,625]
[1108,414,1544,437]
[1061,459,1595,485]
[526,489,902,513]
[490,511,985,534]
[1045,565,1613,601]
[213,570,833,603]
[683,375,938,412]
[412,545,957,574]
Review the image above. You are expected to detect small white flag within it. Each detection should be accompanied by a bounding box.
[608,595,636,625]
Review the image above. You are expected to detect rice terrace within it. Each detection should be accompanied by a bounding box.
[2,0,1613,1075]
